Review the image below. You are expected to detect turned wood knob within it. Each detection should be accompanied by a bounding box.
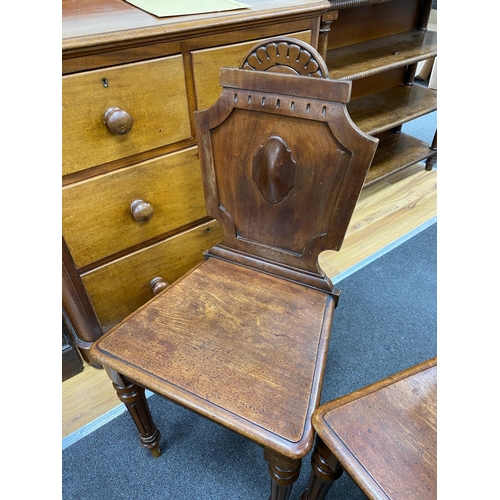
[103,106,133,135]
[130,199,154,222]
[150,277,169,296]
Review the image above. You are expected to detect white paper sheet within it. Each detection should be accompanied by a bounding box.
[126,0,251,17]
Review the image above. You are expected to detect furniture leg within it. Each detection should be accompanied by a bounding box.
[404,63,418,85]
[301,437,343,500]
[105,367,162,457]
[426,130,437,170]
[264,448,302,500]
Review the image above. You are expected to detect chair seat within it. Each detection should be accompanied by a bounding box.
[92,257,335,458]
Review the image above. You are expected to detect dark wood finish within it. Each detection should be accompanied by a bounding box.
[324,0,437,184]
[198,69,377,291]
[62,315,84,381]
[90,39,378,499]
[301,436,343,500]
[349,67,405,101]
[326,30,437,81]
[103,106,134,135]
[130,199,154,222]
[240,38,330,77]
[94,258,337,455]
[329,0,393,9]
[62,257,102,365]
[301,358,437,500]
[348,84,437,136]
[426,130,437,170]
[417,0,434,29]
[327,0,421,50]
[105,368,161,457]
[365,131,437,186]
[149,277,169,296]
[265,448,303,500]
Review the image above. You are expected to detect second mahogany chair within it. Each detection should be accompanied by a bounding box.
[90,38,378,499]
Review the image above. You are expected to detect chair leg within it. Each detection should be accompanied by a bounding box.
[264,448,302,500]
[105,367,161,457]
[300,437,343,500]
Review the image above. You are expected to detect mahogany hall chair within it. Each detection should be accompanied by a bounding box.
[90,38,378,500]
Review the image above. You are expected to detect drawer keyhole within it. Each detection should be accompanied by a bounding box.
[102,78,108,88]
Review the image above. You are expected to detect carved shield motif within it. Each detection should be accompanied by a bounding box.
[252,136,297,204]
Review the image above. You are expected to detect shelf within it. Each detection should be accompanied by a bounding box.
[327,29,437,81]
[348,84,437,136]
[364,131,435,187]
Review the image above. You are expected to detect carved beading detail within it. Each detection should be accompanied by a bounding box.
[329,0,392,10]
[228,89,332,122]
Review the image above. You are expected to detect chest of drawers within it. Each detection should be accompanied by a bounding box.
[62,0,330,366]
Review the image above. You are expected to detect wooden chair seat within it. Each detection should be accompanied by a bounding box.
[93,257,335,458]
[301,358,437,500]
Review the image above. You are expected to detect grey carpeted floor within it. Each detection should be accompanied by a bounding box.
[63,222,437,500]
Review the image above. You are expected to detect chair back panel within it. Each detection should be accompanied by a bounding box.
[195,45,378,291]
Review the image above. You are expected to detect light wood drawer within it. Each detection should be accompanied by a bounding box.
[62,55,191,176]
[192,31,311,111]
[81,219,223,333]
[63,147,207,269]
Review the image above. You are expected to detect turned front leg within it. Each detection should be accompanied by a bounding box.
[301,437,343,500]
[264,448,302,500]
[105,367,161,457]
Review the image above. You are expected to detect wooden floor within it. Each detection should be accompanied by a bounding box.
[62,163,437,440]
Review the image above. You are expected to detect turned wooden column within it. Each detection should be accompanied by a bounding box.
[264,449,302,500]
[417,0,434,30]
[317,11,338,61]
[300,437,343,500]
[106,368,162,457]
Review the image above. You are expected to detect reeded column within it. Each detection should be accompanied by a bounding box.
[264,449,302,500]
[106,367,162,457]
[300,437,343,500]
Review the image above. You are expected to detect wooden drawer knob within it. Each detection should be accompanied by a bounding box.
[150,277,169,296]
[103,106,133,135]
[130,199,154,222]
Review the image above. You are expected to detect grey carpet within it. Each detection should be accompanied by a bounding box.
[62,222,437,500]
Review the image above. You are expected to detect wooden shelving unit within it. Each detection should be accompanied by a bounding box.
[324,0,437,186]
[348,84,436,135]
[363,132,436,186]
[326,30,437,81]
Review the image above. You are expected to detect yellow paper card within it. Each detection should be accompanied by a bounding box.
[126,0,251,17]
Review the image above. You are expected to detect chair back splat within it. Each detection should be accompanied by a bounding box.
[195,42,378,293]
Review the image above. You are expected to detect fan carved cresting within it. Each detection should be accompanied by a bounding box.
[252,136,296,204]
[241,41,326,78]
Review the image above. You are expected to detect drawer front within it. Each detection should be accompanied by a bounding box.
[63,147,207,269]
[81,220,223,333]
[192,31,311,111]
[62,55,191,176]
